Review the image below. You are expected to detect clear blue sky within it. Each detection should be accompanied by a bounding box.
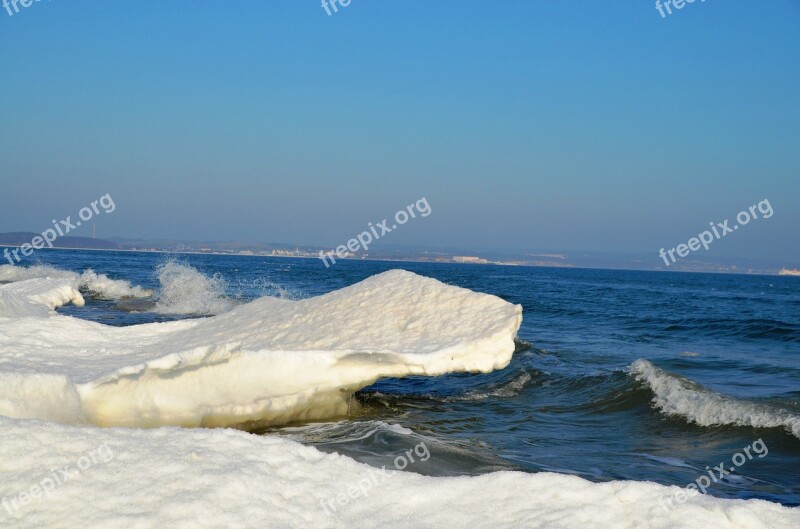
[1,1,798,262]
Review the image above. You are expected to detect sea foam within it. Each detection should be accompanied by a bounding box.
[152,260,236,315]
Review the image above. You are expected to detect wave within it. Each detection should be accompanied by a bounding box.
[0,264,151,299]
[266,419,517,476]
[273,420,416,442]
[0,269,522,428]
[662,317,800,342]
[232,275,302,302]
[359,363,542,405]
[151,260,302,315]
[152,261,236,315]
[630,359,800,440]
[442,371,533,402]
[0,261,297,317]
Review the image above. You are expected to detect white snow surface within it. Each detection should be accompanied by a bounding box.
[1,416,798,529]
[1,270,798,528]
[0,264,151,300]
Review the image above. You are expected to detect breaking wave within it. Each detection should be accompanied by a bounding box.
[630,359,800,440]
[152,261,236,315]
[1,261,299,316]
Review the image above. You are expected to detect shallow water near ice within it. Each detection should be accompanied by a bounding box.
[3,248,799,506]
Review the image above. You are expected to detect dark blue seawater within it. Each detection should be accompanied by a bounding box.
[7,248,800,505]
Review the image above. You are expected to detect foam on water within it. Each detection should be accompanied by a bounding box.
[630,359,800,440]
[232,276,302,301]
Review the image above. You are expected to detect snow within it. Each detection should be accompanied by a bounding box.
[1,269,797,528]
[0,264,151,299]
[0,278,84,318]
[1,416,797,529]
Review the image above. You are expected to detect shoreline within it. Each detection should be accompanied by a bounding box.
[0,244,794,278]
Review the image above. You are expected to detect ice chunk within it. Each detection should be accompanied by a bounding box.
[0,270,522,428]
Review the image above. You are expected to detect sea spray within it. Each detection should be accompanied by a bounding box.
[153,260,235,315]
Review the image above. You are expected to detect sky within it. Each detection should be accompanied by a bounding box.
[1,0,798,263]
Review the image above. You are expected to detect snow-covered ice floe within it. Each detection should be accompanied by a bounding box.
[1,270,798,528]
[1,416,798,529]
[0,269,522,428]
[0,264,152,300]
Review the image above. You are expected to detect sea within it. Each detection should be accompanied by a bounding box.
[4,248,799,506]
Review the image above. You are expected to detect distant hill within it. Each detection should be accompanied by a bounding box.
[0,232,119,250]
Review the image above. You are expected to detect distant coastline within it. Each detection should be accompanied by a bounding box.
[0,232,796,277]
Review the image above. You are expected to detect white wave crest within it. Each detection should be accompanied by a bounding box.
[0,261,294,316]
[153,261,236,315]
[78,269,152,299]
[630,359,800,440]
